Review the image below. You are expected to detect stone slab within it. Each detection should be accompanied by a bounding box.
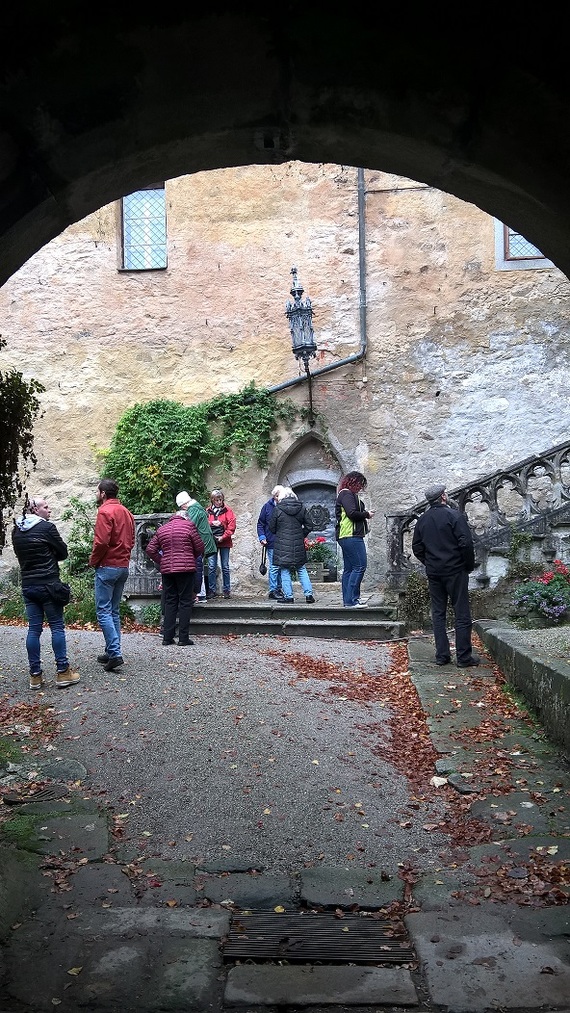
[300,866,402,909]
[225,964,418,1005]
[74,905,230,938]
[140,857,196,883]
[0,845,43,940]
[5,932,222,1012]
[34,812,110,859]
[65,862,137,907]
[139,857,197,904]
[406,907,570,1011]
[469,791,556,835]
[198,871,295,908]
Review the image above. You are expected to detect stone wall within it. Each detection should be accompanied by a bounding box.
[1,163,569,589]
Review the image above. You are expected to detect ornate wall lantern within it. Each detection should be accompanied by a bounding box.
[285,266,317,424]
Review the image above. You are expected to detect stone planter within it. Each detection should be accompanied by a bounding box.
[306,563,325,582]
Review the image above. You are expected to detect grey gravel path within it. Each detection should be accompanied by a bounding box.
[0,624,449,874]
[502,624,570,658]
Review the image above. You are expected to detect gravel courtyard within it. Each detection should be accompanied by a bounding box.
[0,624,449,874]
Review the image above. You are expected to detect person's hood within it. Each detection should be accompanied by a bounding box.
[15,514,44,531]
[277,497,304,517]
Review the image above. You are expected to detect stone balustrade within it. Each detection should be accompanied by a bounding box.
[386,439,570,589]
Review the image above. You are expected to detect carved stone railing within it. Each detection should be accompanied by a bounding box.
[124,514,170,596]
[385,439,570,590]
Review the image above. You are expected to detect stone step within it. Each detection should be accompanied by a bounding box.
[188,615,404,641]
[193,602,398,621]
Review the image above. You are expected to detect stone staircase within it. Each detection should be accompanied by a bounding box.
[386,437,570,589]
[188,594,404,642]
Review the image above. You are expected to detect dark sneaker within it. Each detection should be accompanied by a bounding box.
[162,640,175,646]
[178,639,194,646]
[457,654,481,668]
[268,590,284,599]
[97,653,109,664]
[104,656,124,671]
[305,595,315,603]
[276,597,295,604]
[223,590,231,599]
[435,657,451,666]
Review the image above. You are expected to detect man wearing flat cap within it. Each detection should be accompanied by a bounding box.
[412,484,479,668]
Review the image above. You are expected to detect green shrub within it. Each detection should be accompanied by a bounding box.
[139,602,162,627]
[63,573,134,626]
[0,585,26,622]
[400,570,431,629]
[60,497,96,575]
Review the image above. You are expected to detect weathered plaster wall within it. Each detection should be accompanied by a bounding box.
[1,163,569,588]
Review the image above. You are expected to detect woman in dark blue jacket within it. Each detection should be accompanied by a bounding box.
[256,489,283,599]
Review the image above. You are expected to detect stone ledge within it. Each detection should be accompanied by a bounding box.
[474,620,570,756]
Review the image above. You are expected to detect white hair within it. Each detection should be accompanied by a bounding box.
[273,485,296,501]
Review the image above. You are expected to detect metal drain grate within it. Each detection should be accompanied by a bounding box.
[223,912,416,965]
[2,785,70,806]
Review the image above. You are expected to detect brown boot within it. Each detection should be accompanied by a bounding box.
[29,672,45,691]
[56,666,81,688]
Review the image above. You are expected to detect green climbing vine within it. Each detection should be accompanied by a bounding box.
[507,525,535,580]
[0,337,45,550]
[102,383,300,513]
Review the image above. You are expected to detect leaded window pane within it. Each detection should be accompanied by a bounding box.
[122,188,167,270]
[505,227,544,261]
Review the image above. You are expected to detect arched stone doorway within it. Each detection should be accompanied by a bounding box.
[275,433,343,579]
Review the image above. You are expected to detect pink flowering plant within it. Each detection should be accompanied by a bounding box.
[304,536,337,566]
[511,559,570,623]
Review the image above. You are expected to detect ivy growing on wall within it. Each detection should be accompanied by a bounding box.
[0,337,45,550]
[102,383,299,513]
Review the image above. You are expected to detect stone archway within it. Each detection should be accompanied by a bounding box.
[2,12,570,283]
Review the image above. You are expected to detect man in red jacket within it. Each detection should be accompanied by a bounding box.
[89,479,135,671]
[145,502,204,647]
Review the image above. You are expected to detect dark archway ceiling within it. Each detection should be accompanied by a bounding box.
[2,7,570,284]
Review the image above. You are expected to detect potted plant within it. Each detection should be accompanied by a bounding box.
[304,537,337,581]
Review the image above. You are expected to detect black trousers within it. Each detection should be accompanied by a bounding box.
[162,571,195,644]
[427,569,473,664]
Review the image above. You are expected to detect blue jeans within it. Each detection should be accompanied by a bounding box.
[22,586,69,674]
[280,565,313,599]
[94,566,129,658]
[267,547,281,593]
[208,547,230,594]
[339,537,367,606]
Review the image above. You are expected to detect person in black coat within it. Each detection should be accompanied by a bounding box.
[412,483,479,668]
[268,486,315,604]
[12,496,80,690]
[335,471,375,608]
